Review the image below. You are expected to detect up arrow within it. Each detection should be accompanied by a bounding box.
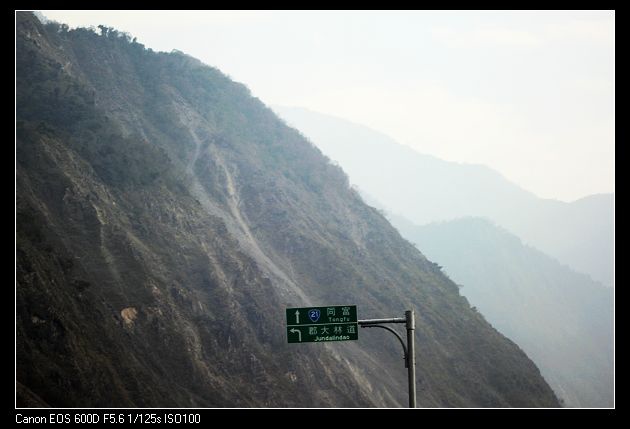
[290,328,302,342]
[295,310,300,324]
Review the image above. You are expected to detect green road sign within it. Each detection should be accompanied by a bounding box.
[286,305,358,343]
[286,305,357,325]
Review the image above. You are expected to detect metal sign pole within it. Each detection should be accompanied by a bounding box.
[358,310,416,408]
[405,310,416,408]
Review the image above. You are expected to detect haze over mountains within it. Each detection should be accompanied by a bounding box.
[16,12,559,407]
[275,106,614,288]
[393,216,613,407]
[274,106,614,408]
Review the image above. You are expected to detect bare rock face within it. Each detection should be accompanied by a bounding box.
[121,307,138,327]
[16,12,559,408]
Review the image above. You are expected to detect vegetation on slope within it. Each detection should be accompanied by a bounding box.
[16,12,559,407]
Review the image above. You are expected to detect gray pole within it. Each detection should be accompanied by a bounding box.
[406,310,416,408]
[358,311,416,408]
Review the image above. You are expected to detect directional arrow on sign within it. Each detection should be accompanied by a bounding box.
[295,310,300,324]
[289,328,302,342]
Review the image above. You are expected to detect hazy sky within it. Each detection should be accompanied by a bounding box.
[39,10,614,202]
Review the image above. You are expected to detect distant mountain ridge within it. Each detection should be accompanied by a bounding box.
[274,106,614,288]
[16,12,558,407]
[391,215,614,407]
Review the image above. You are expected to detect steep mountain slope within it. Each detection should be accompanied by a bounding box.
[391,216,613,407]
[16,12,559,407]
[274,106,614,288]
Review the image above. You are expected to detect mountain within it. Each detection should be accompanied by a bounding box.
[391,216,613,407]
[16,12,559,407]
[274,106,614,288]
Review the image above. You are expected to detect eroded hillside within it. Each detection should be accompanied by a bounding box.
[16,12,559,407]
